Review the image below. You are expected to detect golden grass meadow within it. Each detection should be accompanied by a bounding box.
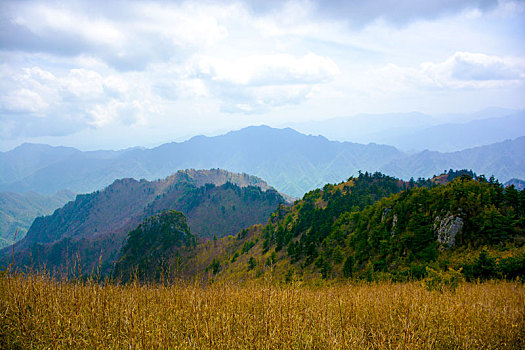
[1,271,524,349]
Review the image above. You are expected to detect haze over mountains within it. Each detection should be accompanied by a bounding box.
[1,108,524,249]
[0,126,403,197]
[0,114,523,279]
[1,169,284,273]
[0,190,75,248]
[380,110,525,152]
[1,123,524,200]
[380,137,525,182]
[288,108,525,152]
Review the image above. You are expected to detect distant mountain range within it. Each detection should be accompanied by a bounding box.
[1,126,524,200]
[0,190,75,248]
[288,107,524,152]
[380,110,525,152]
[0,169,284,273]
[381,137,525,182]
[506,179,525,191]
[0,126,404,197]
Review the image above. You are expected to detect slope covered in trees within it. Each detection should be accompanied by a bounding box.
[182,172,524,283]
[4,169,523,284]
[0,190,75,248]
[114,210,195,282]
[0,169,284,275]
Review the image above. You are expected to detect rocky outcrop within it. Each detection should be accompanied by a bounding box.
[434,213,463,247]
[381,208,391,222]
[381,208,398,236]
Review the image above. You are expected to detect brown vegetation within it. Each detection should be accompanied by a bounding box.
[1,271,523,349]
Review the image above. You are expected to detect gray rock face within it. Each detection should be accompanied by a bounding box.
[434,213,463,247]
[381,208,391,222]
[391,214,398,236]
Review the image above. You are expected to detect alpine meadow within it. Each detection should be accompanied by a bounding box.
[1,0,525,349]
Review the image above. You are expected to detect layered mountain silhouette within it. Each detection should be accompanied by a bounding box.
[379,110,525,152]
[381,137,525,181]
[2,126,524,201]
[288,108,524,151]
[0,190,75,248]
[0,169,284,274]
[0,126,403,197]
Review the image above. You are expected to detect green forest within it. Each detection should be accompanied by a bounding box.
[269,171,523,281]
[115,170,524,283]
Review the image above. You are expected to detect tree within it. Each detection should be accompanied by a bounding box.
[248,257,256,270]
[472,250,496,280]
[321,259,332,279]
[332,246,344,265]
[343,255,354,278]
[210,259,221,275]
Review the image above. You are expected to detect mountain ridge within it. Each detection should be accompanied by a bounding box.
[0,169,285,274]
[380,110,525,152]
[381,136,525,181]
[1,126,524,199]
[287,108,523,151]
[113,170,525,283]
[0,190,76,248]
[0,126,405,197]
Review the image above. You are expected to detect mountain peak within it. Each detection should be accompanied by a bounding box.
[165,168,273,191]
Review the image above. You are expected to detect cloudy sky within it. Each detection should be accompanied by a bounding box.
[1,0,524,150]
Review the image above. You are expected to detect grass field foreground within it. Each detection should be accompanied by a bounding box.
[1,272,524,349]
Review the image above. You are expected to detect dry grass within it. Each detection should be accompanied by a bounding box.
[1,272,524,349]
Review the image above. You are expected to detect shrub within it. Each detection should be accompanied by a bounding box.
[463,249,497,281]
[248,257,256,270]
[498,254,525,280]
[424,267,464,292]
[342,255,354,278]
[209,259,221,275]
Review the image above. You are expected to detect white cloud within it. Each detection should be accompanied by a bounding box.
[61,69,105,99]
[0,66,60,113]
[374,52,525,92]
[89,99,125,127]
[220,84,316,113]
[1,0,237,70]
[0,63,151,135]
[197,53,339,86]
[135,2,230,48]
[0,0,524,148]
[437,52,525,84]
[13,4,125,47]
[1,88,49,112]
[307,0,501,27]
[185,52,339,113]
[104,75,130,95]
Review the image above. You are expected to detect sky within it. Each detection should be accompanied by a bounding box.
[1,0,524,151]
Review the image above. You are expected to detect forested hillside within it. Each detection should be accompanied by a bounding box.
[4,169,523,284]
[0,190,75,248]
[234,173,524,282]
[0,169,284,274]
[137,171,524,283]
[114,210,195,282]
